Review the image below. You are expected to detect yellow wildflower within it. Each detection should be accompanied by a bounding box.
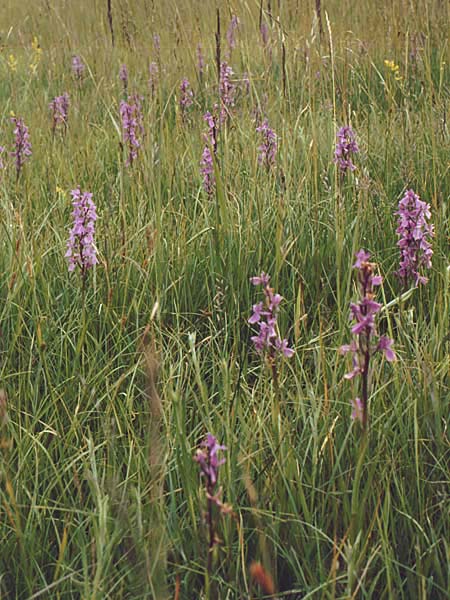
[384,59,402,81]
[29,36,42,74]
[7,54,17,72]
[31,37,41,55]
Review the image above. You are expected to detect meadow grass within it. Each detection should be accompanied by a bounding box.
[0,0,449,598]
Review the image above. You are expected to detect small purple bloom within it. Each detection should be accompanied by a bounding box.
[179,78,194,114]
[65,188,98,275]
[353,249,371,268]
[49,93,70,135]
[377,336,396,362]
[275,338,295,358]
[351,397,364,424]
[334,125,359,173]
[395,189,434,287]
[11,117,32,178]
[226,15,239,54]
[256,119,278,170]
[120,95,144,167]
[200,111,218,196]
[203,111,217,146]
[153,33,160,56]
[119,63,128,91]
[72,55,85,79]
[260,22,269,47]
[248,302,266,324]
[250,272,270,286]
[148,61,159,96]
[200,146,215,196]
[197,43,205,81]
[194,433,226,489]
[219,61,236,122]
[349,297,382,335]
[249,273,294,359]
[194,432,231,522]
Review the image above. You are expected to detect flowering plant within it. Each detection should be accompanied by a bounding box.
[65,188,98,277]
[395,189,434,287]
[340,250,395,428]
[249,273,294,359]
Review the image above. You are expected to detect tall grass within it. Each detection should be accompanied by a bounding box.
[0,0,449,598]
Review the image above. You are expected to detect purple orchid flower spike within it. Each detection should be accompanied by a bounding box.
[219,61,236,123]
[179,78,194,117]
[395,189,434,288]
[226,15,239,55]
[197,43,205,81]
[119,63,128,91]
[200,110,218,196]
[120,95,144,167]
[72,55,85,79]
[11,117,32,179]
[194,432,232,584]
[256,119,278,170]
[49,93,70,135]
[194,433,226,489]
[65,188,98,278]
[334,125,359,174]
[340,250,395,430]
[248,273,294,359]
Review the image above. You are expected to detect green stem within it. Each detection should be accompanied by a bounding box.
[349,430,368,594]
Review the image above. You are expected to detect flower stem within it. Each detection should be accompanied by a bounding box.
[206,494,215,600]
[349,429,368,593]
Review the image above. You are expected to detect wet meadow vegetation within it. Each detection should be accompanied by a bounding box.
[0,0,449,598]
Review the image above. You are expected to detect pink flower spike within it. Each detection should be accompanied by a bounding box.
[248,273,293,359]
[395,189,434,287]
[334,126,359,174]
[341,249,395,428]
[66,187,98,275]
